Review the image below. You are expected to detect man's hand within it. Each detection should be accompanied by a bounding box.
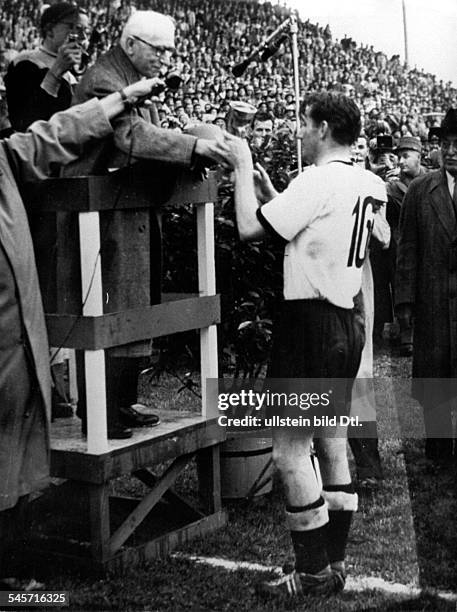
[385,167,400,180]
[216,132,254,171]
[253,162,278,203]
[122,77,165,106]
[100,78,167,120]
[51,41,82,77]
[194,137,232,167]
[396,303,413,330]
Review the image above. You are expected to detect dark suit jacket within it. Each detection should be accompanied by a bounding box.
[5,48,74,132]
[395,169,457,402]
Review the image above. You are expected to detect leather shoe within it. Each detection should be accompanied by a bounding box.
[119,403,160,427]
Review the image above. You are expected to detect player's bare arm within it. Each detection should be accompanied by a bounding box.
[220,132,265,241]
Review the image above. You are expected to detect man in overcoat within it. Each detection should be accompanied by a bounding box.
[396,109,457,464]
[0,77,166,581]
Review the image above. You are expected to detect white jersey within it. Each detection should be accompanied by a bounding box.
[260,161,387,309]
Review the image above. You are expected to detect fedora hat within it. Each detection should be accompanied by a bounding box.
[440,108,457,136]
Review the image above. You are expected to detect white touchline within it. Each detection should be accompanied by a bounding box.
[171,553,457,602]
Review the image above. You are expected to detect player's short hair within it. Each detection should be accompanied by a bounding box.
[301,92,361,146]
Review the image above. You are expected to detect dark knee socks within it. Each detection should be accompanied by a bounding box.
[287,485,358,574]
[287,497,329,574]
[323,483,358,563]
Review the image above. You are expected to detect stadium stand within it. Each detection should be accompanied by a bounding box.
[0,0,455,141]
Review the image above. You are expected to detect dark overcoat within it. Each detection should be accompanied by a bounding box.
[0,100,112,510]
[395,169,457,404]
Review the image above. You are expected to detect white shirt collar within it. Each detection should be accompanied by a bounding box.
[446,170,455,197]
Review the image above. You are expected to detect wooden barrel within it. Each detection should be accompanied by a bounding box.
[220,430,273,500]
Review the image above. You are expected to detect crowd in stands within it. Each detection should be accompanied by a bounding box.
[0,0,456,146]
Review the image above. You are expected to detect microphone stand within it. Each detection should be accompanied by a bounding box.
[289,14,302,173]
[232,14,302,173]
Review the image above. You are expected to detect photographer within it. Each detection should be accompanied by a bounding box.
[5,2,89,132]
[368,135,397,345]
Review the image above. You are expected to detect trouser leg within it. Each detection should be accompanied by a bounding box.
[105,355,141,428]
[348,420,383,480]
[423,403,453,461]
[76,352,140,430]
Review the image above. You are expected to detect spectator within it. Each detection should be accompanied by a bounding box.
[5,2,89,131]
[348,135,389,488]
[396,108,457,464]
[250,114,273,149]
[368,135,397,344]
[387,136,427,355]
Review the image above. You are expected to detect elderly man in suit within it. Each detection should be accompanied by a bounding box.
[396,109,457,465]
[69,10,226,438]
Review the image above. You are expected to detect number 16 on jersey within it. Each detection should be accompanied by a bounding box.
[347,196,382,268]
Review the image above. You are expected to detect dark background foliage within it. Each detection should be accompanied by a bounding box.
[160,131,298,377]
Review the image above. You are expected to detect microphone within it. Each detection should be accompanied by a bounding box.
[260,34,288,61]
[231,16,291,77]
[133,71,183,108]
[232,59,251,78]
[164,71,182,91]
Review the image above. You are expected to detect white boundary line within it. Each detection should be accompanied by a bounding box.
[172,553,457,602]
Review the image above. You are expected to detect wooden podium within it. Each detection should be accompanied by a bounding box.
[24,168,226,573]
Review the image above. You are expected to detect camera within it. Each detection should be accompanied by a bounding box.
[67,33,80,44]
[66,33,90,76]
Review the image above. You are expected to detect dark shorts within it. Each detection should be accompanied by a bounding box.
[267,299,365,419]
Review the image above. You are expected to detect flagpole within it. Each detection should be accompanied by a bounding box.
[402,0,409,67]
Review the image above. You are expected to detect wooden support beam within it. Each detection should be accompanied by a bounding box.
[88,483,111,562]
[133,468,205,518]
[25,169,218,212]
[79,211,108,453]
[196,446,222,514]
[46,295,220,349]
[197,203,219,420]
[109,453,194,555]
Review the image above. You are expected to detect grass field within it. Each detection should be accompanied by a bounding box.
[17,347,457,611]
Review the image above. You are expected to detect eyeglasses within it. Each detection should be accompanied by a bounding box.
[130,35,173,56]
